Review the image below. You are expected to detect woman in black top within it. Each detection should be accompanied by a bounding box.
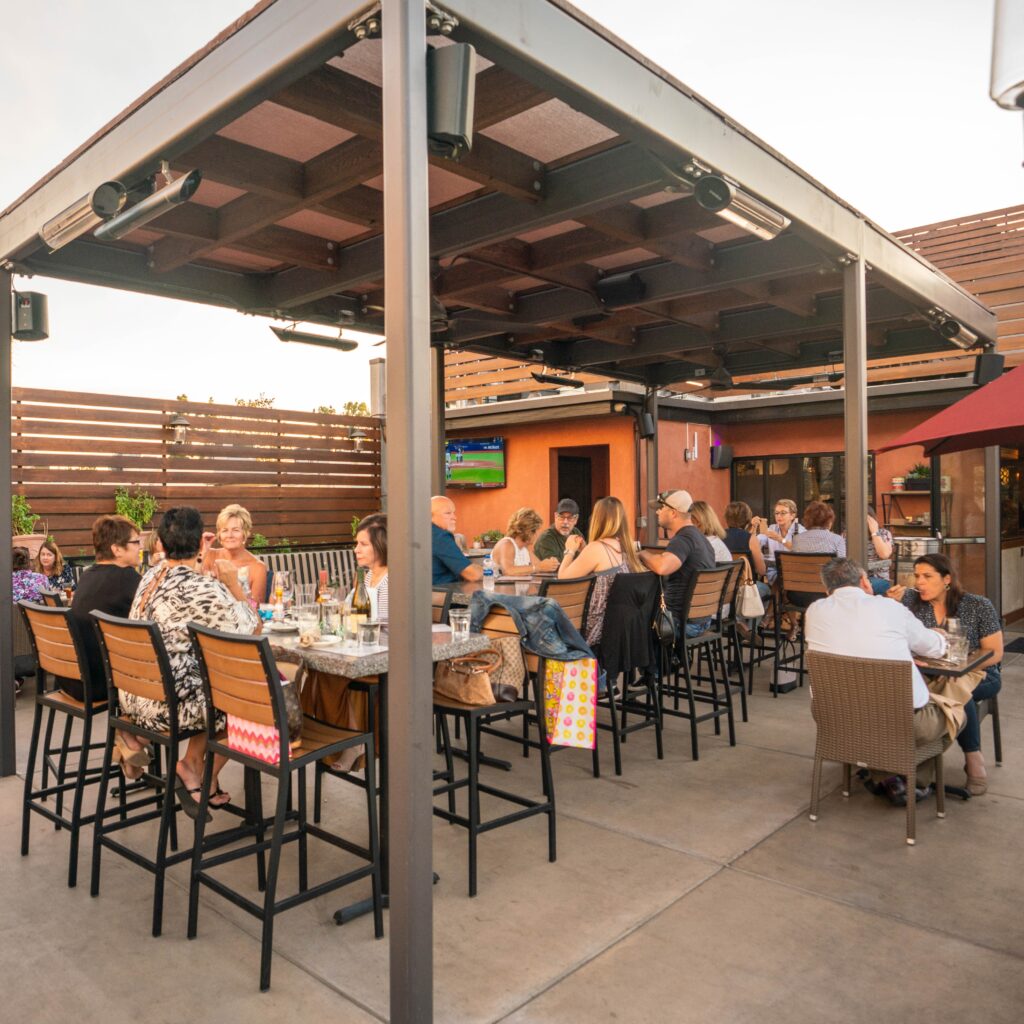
[723,501,770,633]
[888,553,1003,795]
[68,516,142,703]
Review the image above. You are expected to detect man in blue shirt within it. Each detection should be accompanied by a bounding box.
[431,495,483,585]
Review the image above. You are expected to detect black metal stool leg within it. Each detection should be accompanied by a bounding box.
[21,699,44,856]
[54,715,74,829]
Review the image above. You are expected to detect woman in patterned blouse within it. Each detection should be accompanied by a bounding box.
[12,546,48,602]
[35,539,76,594]
[889,553,1003,795]
[125,506,259,816]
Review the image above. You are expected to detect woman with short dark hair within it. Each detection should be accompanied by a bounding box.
[124,506,259,815]
[889,553,1003,795]
[792,500,846,557]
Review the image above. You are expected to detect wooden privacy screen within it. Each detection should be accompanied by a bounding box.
[444,350,607,405]
[11,389,381,552]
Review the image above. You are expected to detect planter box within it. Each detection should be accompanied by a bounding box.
[12,534,47,559]
[905,478,931,491]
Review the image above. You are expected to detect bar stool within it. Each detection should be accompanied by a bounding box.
[90,611,258,937]
[773,552,832,695]
[18,601,111,888]
[188,623,383,991]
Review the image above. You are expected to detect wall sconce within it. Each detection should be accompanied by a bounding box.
[167,413,190,447]
[348,425,369,452]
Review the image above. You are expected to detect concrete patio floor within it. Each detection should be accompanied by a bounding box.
[2,643,1022,1023]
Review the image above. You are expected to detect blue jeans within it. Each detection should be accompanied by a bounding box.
[958,667,1002,753]
[684,618,713,639]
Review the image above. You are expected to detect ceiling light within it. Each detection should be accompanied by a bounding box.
[93,169,202,241]
[531,371,584,389]
[270,325,359,351]
[39,181,127,251]
[693,174,790,241]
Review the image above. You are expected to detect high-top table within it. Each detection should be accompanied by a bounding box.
[440,578,543,606]
[268,628,491,923]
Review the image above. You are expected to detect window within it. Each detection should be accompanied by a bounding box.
[730,452,875,534]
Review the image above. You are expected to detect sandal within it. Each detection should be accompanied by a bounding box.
[115,735,152,768]
[208,788,231,809]
[174,776,212,822]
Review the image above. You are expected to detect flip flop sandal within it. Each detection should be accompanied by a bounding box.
[208,788,231,809]
[174,777,212,823]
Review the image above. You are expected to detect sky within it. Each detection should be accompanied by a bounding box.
[0,0,1017,409]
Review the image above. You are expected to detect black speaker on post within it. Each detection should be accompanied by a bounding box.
[973,352,1004,386]
[710,444,733,470]
[12,292,48,341]
[427,43,476,158]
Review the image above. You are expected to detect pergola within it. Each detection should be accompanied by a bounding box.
[0,2,996,1019]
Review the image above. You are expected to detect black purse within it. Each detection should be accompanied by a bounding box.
[654,579,677,647]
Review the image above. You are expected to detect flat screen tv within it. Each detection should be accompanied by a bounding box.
[445,437,506,489]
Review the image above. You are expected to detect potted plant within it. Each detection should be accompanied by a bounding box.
[11,495,48,558]
[476,528,503,548]
[905,462,931,491]
[114,487,160,541]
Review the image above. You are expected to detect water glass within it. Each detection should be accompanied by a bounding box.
[448,608,471,641]
[321,600,342,636]
[296,603,321,638]
[294,583,317,607]
[947,635,969,666]
[358,621,382,648]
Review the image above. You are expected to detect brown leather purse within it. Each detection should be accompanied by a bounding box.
[433,642,521,705]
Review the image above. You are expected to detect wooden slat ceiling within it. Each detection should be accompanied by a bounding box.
[13,19,983,400]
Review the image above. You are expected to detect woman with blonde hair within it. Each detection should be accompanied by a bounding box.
[199,503,268,603]
[35,538,76,593]
[491,507,559,576]
[689,500,732,563]
[558,496,643,644]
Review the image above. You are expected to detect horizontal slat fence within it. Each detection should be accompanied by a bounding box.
[11,389,381,553]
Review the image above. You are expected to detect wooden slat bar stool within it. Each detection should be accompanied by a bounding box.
[659,566,736,761]
[18,601,111,888]
[89,612,259,936]
[188,624,383,991]
[773,552,833,696]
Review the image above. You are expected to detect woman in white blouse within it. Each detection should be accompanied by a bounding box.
[492,507,559,576]
[352,514,388,622]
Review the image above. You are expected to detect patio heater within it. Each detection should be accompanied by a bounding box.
[991,0,1024,156]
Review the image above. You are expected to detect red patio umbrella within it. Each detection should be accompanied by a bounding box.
[875,361,1024,455]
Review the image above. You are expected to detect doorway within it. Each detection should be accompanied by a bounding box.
[551,445,610,537]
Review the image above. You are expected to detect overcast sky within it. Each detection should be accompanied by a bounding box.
[0,0,1016,409]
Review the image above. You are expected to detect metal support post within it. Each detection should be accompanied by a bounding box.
[0,271,14,776]
[644,389,660,546]
[985,445,1002,613]
[431,344,446,495]
[382,2,433,1021]
[842,255,869,566]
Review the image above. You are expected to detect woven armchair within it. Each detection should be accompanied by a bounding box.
[806,651,948,845]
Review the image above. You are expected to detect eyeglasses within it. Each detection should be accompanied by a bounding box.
[125,539,142,546]
[555,513,578,521]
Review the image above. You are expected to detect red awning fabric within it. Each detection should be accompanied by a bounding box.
[875,362,1024,456]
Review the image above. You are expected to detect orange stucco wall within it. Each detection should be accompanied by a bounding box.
[445,404,938,543]
[446,417,637,543]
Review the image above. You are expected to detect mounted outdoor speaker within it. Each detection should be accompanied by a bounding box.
[427,43,476,158]
[595,271,646,309]
[973,352,1004,386]
[12,291,48,341]
[710,444,733,470]
[638,412,656,439]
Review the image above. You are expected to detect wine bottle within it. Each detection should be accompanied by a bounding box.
[350,567,372,633]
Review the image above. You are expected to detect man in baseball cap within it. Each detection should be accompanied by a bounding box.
[639,489,715,637]
[534,497,584,563]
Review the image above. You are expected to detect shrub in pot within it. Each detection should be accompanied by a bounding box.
[11,495,47,558]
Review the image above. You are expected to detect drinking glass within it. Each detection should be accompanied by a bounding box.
[358,621,382,648]
[294,583,317,607]
[296,604,321,639]
[947,635,969,665]
[321,599,342,636]
[448,608,471,641]
[258,603,275,624]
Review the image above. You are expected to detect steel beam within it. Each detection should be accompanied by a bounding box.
[985,446,1002,612]
[0,0,368,263]
[644,389,660,546]
[843,256,869,566]
[442,0,996,344]
[1,271,14,776]
[382,1,433,1020]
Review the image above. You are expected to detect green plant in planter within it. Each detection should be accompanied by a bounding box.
[249,532,269,551]
[351,514,362,538]
[11,495,40,536]
[907,462,931,478]
[477,528,503,546]
[114,487,160,529]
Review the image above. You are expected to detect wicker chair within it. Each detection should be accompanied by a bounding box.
[806,651,948,845]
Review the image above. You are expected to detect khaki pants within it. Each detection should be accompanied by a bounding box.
[870,701,951,787]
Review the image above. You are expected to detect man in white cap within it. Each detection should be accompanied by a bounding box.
[639,489,716,636]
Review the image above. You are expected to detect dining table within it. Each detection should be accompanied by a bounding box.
[441,577,545,606]
[916,649,990,678]
[268,626,491,923]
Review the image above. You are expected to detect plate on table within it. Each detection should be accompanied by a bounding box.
[308,636,342,648]
[267,621,298,633]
